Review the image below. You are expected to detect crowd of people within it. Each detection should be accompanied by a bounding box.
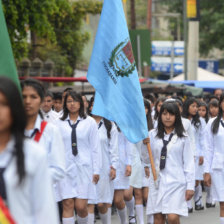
[0,76,224,224]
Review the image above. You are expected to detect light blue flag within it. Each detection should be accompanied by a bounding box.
[87,0,148,143]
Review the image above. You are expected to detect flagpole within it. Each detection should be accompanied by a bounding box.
[146,142,158,187]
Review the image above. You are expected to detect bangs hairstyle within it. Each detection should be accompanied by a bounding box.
[212,93,224,134]
[182,97,201,129]
[144,99,153,131]
[199,101,209,123]
[61,91,86,120]
[21,78,45,102]
[0,77,27,184]
[157,101,184,139]
[154,96,166,120]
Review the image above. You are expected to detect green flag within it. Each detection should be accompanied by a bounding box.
[0,1,20,88]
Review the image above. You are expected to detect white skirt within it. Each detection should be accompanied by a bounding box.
[147,175,188,217]
[114,163,130,190]
[211,169,224,202]
[195,157,204,180]
[130,161,143,189]
[55,163,96,202]
[89,168,114,204]
[142,165,150,188]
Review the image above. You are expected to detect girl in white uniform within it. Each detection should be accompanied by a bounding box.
[21,79,65,184]
[114,127,132,224]
[146,101,195,224]
[153,97,166,129]
[0,77,59,224]
[87,97,119,224]
[182,98,206,211]
[204,93,224,224]
[55,91,101,224]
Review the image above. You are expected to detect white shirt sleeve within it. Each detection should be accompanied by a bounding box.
[108,124,119,169]
[204,120,214,173]
[125,137,133,166]
[198,118,206,157]
[47,124,66,183]
[32,148,60,223]
[183,135,195,190]
[89,120,101,175]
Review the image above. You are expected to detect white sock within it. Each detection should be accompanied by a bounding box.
[108,208,111,224]
[220,217,224,224]
[88,213,94,224]
[62,217,75,224]
[147,214,154,224]
[99,211,108,224]
[117,207,128,224]
[125,197,135,217]
[195,184,202,205]
[205,186,212,204]
[77,215,88,224]
[187,199,193,209]
[135,204,144,224]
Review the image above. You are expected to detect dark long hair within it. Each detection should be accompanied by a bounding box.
[87,96,112,139]
[21,78,45,119]
[0,77,27,184]
[199,101,209,123]
[61,91,86,120]
[144,99,153,131]
[154,96,166,120]
[157,101,184,139]
[182,97,201,129]
[212,93,224,134]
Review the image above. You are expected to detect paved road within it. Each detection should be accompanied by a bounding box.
[95,193,220,223]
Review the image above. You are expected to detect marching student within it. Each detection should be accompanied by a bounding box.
[153,97,166,128]
[21,79,65,184]
[146,101,195,224]
[41,90,59,123]
[55,91,101,224]
[87,97,119,224]
[113,126,132,224]
[204,93,224,224]
[198,101,209,123]
[182,98,206,212]
[0,77,59,224]
[54,92,63,115]
[141,99,154,224]
[198,101,215,208]
[208,99,219,118]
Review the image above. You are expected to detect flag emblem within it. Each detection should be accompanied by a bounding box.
[109,38,136,77]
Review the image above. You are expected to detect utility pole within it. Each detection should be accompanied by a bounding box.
[130,0,136,29]
[183,0,188,80]
[147,0,152,30]
[186,0,199,80]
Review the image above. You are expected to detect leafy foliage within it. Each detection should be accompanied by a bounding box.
[2,0,102,74]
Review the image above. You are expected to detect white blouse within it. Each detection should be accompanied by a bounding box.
[1,138,59,224]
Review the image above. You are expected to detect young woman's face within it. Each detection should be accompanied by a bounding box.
[66,95,80,114]
[198,106,207,118]
[161,110,175,128]
[209,106,219,118]
[22,86,42,117]
[188,102,198,116]
[157,101,163,113]
[0,92,12,133]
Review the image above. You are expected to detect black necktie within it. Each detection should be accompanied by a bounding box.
[30,128,38,138]
[221,120,224,128]
[68,120,80,156]
[0,168,7,201]
[160,133,174,170]
[98,121,103,129]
